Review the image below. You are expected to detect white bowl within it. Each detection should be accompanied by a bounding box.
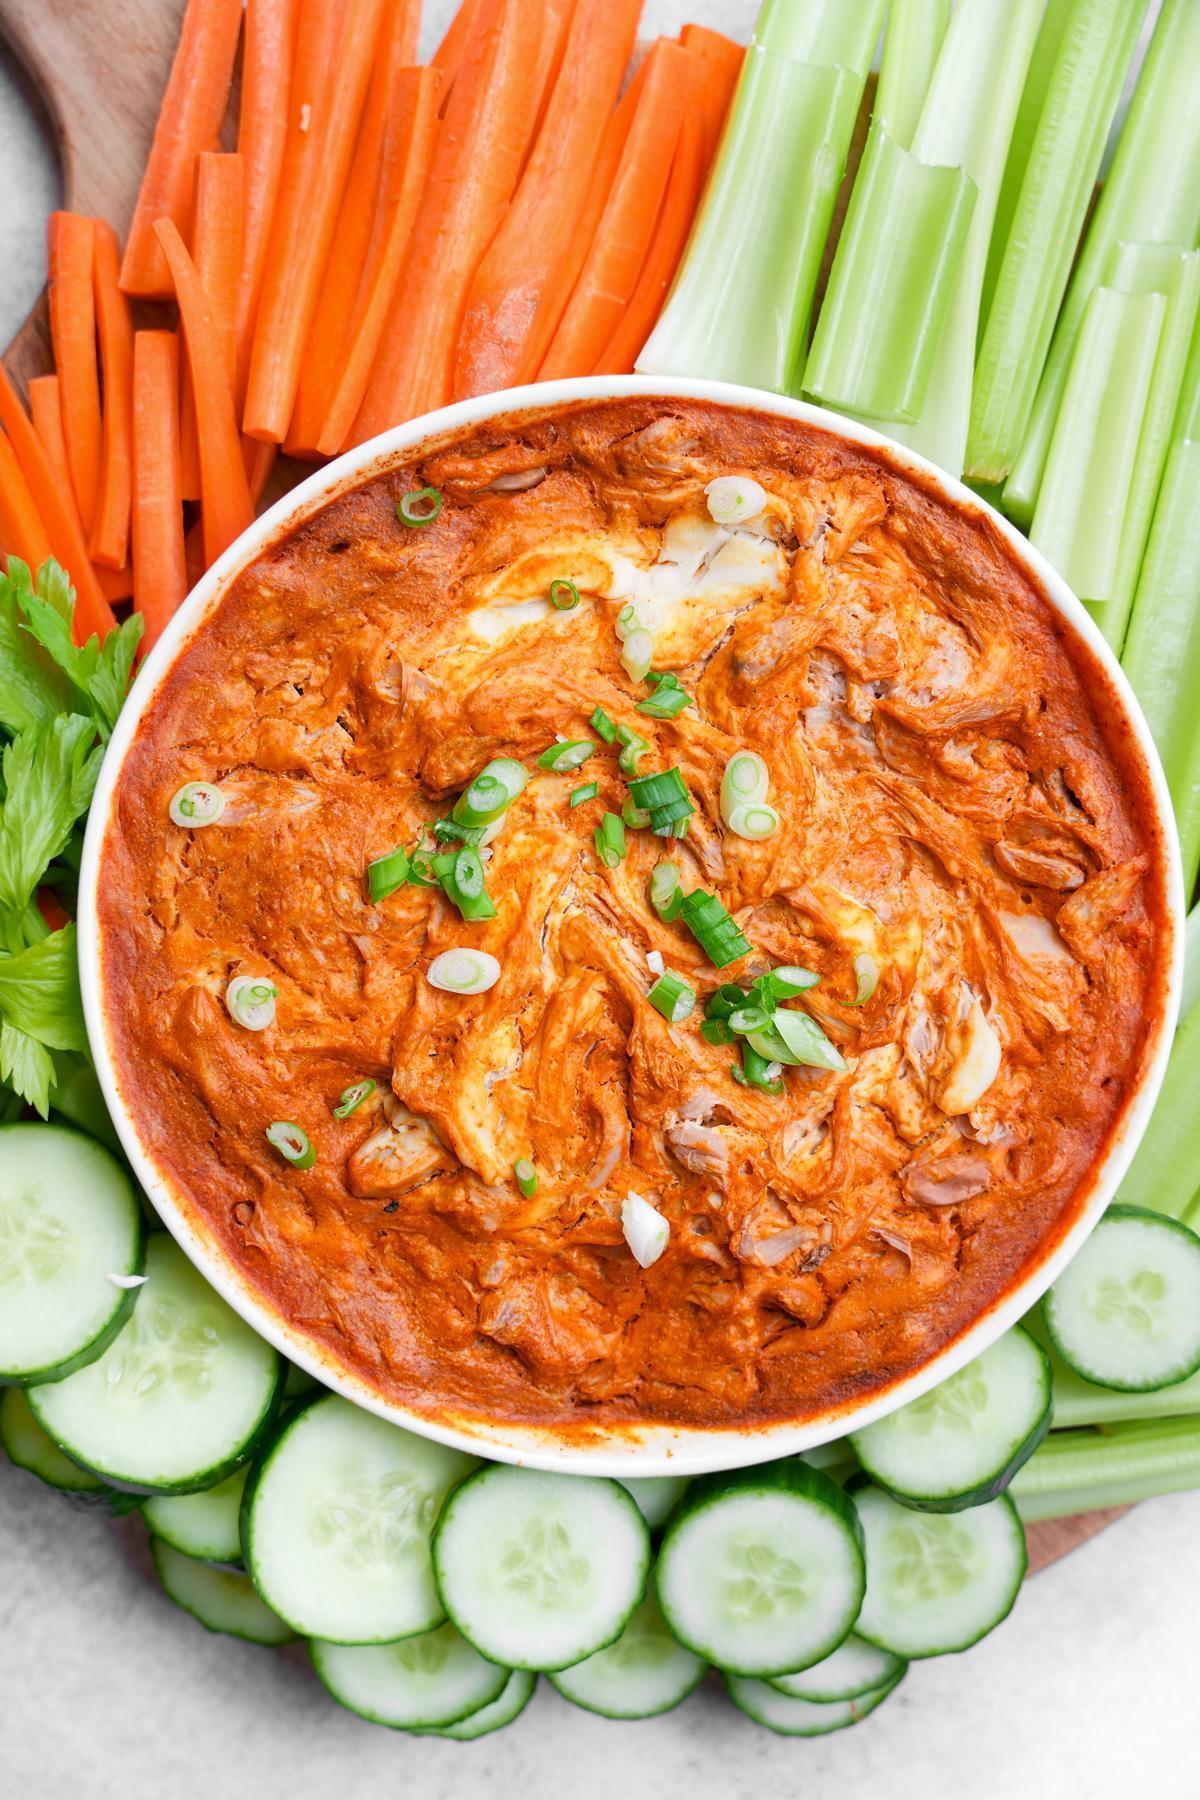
[79,376,1186,1478]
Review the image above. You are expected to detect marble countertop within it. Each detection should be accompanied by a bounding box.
[0,5,1195,1795]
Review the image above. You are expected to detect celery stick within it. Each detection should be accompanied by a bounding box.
[1115,1002,1200,1223]
[753,0,885,69]
[1002,0,1200,527]
[1051,1362,1200,1432]
[1120,436,1200,891]
[967,0,1147,483]
[851,0,1041,477]
[1184,904,1200,1023]
[872,0,951,154]
[1087,244,1200,652]
[802,126,976,422]
[1029,286,1164,602]
[1011,1416,1200,1521]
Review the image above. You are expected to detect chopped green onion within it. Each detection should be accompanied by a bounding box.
[615,604,640,640]
[590,706,617,744]
[426,949,501,994]
[748,1008,848,1073]
[704,982,749,1020]
[616,724,651,776]
[225,976,278,1032]
[396,486,443,527]
[726,801,780,841]
[620,628,655,684]
[169,781,224,827]
[453,757,528,827]
[733,1045,783,1094]
[449,846,485,900]
[849,952,879,1006]
[406,840,439,886]
[334,1078,377,1119]
[637,682,693,720]
[266,1121,315,1168]
[432,817,483,846]
[594,812,627,869]
[649,861,683,922]
[622,798,651,830]
[628,767,689,811]
[367,845,410,901]
[441,846,496,922]
[514,1156,538,1198]
[649,796,696,836]
[701,1018,736,1047]
[680,889,752,968]
[720,751,769,823]
[537,739,595,773]
[549,579,580,611]
[705,475,767,525]
[765,965,820,999]
[431,851,457,880]
[728,1002,772,1036]
[570,781,599,809]
[647,971,696,1025]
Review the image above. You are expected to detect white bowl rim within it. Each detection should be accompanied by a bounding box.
[78,374,1186,1477]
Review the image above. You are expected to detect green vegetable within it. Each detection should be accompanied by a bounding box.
[649,861,683,922]
[0,559,142,742]
[647,971,696,1025]
[616,725,650,776]
[590,707,617,744]
[569,781,599,809]
[701,1018,735,1047]
[628,768,689,813]
[621,799,650,831]
[594,813,627,869]
[719,751,768,822]
[747,1007,847,1073]
[334,1079,377,1119]
[537,740,595,773]
[872,0,950,154]
[679,889,751,969]
[0,715,103,917]
[441,846,497,922]
[1011,1415,1200,1522]
[549,579,580,611]
[514,1157,538,1198]
[848,952,879,1006]
[636,676,693,720]
[1109,1001,1200,1224]
[725,801,779,842]
[366,846,409,902]
[732,1044,783,1094]
[396,487,443,528]
[453,758,528,828]
[265,1122,316,1169]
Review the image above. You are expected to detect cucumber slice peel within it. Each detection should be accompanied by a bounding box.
[1044,1205,1200,1392]
[311,1623,510,1730]
[654,1459,865,1677]
[768,1632,905,1703]
[143,1465,249,1564]
[0,1385,106,1494]
[152,1537,294,1645]
[549,1594,706,1719]
[425,1668,537,1740]
[726,1669,903,1735]
[849,1326,1051,1510]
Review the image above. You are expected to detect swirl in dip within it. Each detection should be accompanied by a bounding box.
[96,398,1170,1432]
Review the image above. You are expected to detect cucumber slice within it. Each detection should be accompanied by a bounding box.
[311,1624,509,1730]
[853,1482,1026,1658]
[618,1475,690,1531]
[151,1537,294,1645]
[0,1385,105,1494]
[769,1633,906,1703]
[654,1460,865,1678]
[726,1671,903,1735]
[427,1668,536,1740]
[432,1466,650,1671]
[1043,1205,1200,1392]
[29,1234,283,1493]
[0,1123,144,1383]
[243,1393,476,1643]
[549,1594,706,1719]
[143,1465,249,1564]
[283,1362,319,1399]
[849,1327,1052,1510]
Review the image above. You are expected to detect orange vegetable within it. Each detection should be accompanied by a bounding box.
[37,888,72,933]
[452,0,640,400]
[245,439,278,504]
[286,7,422,460]
[0,362,116,641]
[679,23,744,163]
[524,0,577,165]
[431,0,481,100]
[97,562,136,604]
[243,0,389,445]
[317,67,442,456]
[538,39,691,381]
[181,153,246,498]
[48,212,103,533]
[132,332,189,651]
[120,0,245,299]
[90,220,136,570]
[0,429,53,572]
[155,221,255,569]
[235,0,303,405]
[352,0,545,442]
[30,373,133,605]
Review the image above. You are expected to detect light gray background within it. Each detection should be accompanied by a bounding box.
[0,4,1195,1796]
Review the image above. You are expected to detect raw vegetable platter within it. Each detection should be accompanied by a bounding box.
[3,0,1200,1753]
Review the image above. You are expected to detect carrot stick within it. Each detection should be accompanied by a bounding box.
[120,0,245,299]
[317,67,442,455]
[48,212,103,533]
[234,0,303,405]
[243,0,389,445]
[352,0,545,442]
[538,39,691,382]
[452,0,640,400]
[97,562,136,604]
[154,222,254,569]
[679,23,744,164]
[180,153,246,498]
[132,332,188,650]
[0,363,116,640]
[592,107,705,376]
[524,0,576,165]
[285,9,419,460]
[245,439,278,504]
[30,374,135,605]
[89,220,136,569]
[432,0,481,99]
[37,888,72,933]
[0,430,54,572]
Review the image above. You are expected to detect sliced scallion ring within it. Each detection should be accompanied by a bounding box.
[333,1078,377,1119]
[454,758,528,827]
[514,1157,538,1198]
[622,798,651,830]
[616,724,650,776]
[728,1002,771,1035]
[536,739,595,773]
[770,965,820,997]
[549,579,580,611]
[620,627,655,684]
[396,486,443,528]
[705,475,767,526]
[225,976,278,1032]
[590,706,617,744]
[594,812,626,869]
[169,781,225,827]
[265,1122,315,1169]
[748,1008,848,1073]
[727,801,780,841]
[426,949,502,994]
[615,603,640,641]
[367,845,409,901]
[647,971,696,1025]
[720,750,769,817]
[849,952,879,1005]
[569,781,599,808]
[649,860,683,921]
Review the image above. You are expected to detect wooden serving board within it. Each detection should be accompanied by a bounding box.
[0,0,1124,1580]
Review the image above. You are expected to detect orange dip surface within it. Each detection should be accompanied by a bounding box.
[97,397,1171,1433]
